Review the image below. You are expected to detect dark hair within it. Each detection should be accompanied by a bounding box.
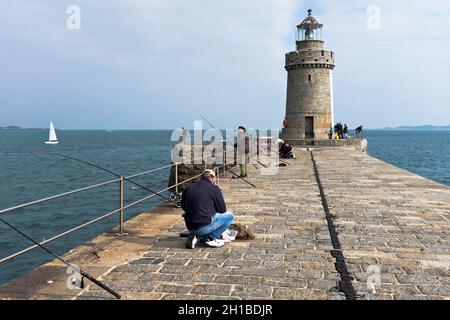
[238,126,246,132]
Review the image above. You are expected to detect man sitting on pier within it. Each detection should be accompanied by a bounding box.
[181,169,235,249]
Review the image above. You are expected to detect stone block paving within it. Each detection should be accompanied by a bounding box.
[78,153,344,300]
[20,147,446,300]
[313,149,450,300]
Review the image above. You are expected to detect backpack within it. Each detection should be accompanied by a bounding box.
[230,223,255,240]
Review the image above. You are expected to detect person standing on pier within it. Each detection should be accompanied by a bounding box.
[236,126,250,178]
[181,169,235,249]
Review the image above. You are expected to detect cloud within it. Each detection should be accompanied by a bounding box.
[0,1,301,129]
[0,0,449,129]
[312,0,450,127]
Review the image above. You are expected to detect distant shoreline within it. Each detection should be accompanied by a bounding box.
[1,125,449,131]
[377,125,450,131]
[0,127,174,131]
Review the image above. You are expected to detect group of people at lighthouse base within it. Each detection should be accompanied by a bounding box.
[329,123,364,140]
[329,123,349,140]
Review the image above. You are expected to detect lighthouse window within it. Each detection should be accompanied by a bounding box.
[321,50,325,56]
[308,74,312,82]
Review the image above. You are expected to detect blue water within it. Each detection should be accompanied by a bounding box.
[365,130,450,187]
[0,130,174,285]
[0,129,449,285]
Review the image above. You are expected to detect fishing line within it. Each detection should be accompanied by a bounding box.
[0,215,121,299]
[3,151,176,204]
[197,113,257,188]
[197,112,290,168]
[33,151,174,204]
[0,151,181,299]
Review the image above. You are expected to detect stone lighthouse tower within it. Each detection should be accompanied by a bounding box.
[281,9,335,141]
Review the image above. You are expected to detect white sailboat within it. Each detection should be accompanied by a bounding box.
[45,121,59,145]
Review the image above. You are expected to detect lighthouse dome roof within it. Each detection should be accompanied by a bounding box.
[297,9,323,30]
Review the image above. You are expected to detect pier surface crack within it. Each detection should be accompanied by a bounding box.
[308,149,357,300]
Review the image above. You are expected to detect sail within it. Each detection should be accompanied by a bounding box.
[48,121,57,142]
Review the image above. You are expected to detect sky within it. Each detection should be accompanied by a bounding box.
[0,0,449,130]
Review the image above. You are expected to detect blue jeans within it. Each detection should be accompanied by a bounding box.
[190,212,234,240]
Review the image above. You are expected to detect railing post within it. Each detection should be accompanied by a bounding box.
[117,176,128,237]
[223,150,226,177]
[175,162,179,195]
[216,167,220,186]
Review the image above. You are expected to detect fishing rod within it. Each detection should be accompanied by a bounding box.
[197,113,258,188]
[250,162,259,170]
[202,111,288,168]
[0,215,121,299]
[251,133,290,166]
[0,150,183,298]
[32,151,175,205]
[228,168,256,188]
[197,113,219,133]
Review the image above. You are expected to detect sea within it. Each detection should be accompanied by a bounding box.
[0,129,449,285]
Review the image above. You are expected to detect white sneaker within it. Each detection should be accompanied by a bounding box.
[205,238,225,248]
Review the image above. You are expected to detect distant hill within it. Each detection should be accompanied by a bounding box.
[0,125,22,130]
[381,125,450,130]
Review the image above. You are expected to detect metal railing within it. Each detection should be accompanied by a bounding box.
[0,151,231,265]
[281,138,365,147]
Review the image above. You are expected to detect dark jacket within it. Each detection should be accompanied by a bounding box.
[181,178,227,230]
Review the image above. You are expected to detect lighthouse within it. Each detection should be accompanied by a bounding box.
[281,9,335,141]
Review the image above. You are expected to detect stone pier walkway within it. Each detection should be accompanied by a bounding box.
[314,149,450,299]
[0,148,449,300]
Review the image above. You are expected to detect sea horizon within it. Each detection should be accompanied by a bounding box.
[1,126,450,131]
